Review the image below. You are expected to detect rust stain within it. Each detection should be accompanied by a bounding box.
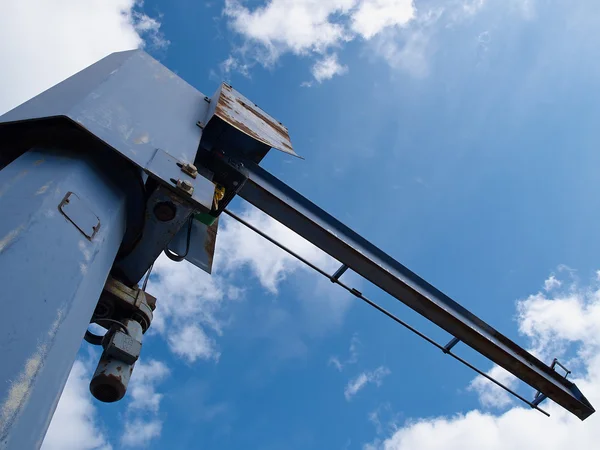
[33,159,45,166]
[35,181,53,195]
[214,85,294,152]
[204,219,219,269]
[237,98,289,137]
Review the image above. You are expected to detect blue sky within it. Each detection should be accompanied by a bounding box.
[3,0,600,449]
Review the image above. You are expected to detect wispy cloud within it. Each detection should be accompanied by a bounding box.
[121,359,170,447]
[127,360,170,413]
[344,366,391,400]
[544,275,562,292]
[302,53,348,86]
[468,365,518,409]
[121,420,162,448]
[167,323,221,363]
[329,334,361,371]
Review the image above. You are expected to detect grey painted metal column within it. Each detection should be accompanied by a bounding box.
[0,148,130,449]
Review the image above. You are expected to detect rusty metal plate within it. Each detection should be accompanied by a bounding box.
[213,84,299,157]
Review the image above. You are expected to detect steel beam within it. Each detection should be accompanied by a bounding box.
[0,148,131,448]
[238,159,594,420]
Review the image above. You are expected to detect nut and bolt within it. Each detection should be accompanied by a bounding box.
[177,162,198,178]
[176,179,194,195]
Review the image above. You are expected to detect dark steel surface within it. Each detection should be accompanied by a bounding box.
[114,185,194,285]
[167,217,218,274]
[237,161,594,420]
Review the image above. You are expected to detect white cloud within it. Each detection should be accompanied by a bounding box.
[345,366,391,400]
[310,54,349,84]
[370,27,432,77]
[329,334,361,371]
[517,291,598,359]
[0,0,167,115]
[224,0,356,59]
[221,0,545,82]
[351,0,415,39]
[167,324,221,363]
[365,271,600,450]
[468,365,518,409]
[43,360,112,450]
[459,0,486,17]
[216,206,340,293]
[121,419,162,448]
[121,359,169,447]
[329,357,345,371]
[150,254,228,336]
[223,0,417,82]
[544,275,562,292]
[220,55,251,78]
[128,360,170,413]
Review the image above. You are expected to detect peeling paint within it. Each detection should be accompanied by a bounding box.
[78,240,92,262]
[35,181,53,195]
[79,262,88,275]
[0,225,25,255]
[133,133,149,144]
[0,309,64,442]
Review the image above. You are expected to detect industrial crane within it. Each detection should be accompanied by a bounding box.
[0,50,593,449]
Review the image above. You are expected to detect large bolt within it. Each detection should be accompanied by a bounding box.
[176,179,194,195]
[178,162,198,178]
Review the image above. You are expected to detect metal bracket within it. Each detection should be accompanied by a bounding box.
[331,264,348,282]
[114,184,195,284]
[59,192,100,240]
[86,275,155,337]
[145,148,214,211]
[443,337,460,354]
[533,358,572,406]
